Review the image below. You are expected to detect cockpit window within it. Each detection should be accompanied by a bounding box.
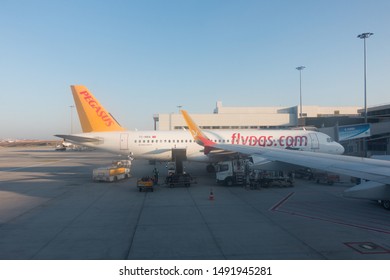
[327,137,334,143]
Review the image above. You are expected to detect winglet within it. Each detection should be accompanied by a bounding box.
[71,85,125,132]
[180,110,215,151]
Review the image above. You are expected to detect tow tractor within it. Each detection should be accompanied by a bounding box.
[137,177,154,192]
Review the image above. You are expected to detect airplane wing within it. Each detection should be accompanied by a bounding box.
[181,110,390,202]
[55,134,103,144]
[214,143,390,184]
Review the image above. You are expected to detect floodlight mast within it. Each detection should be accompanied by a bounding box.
[357,32,373,124]
[296,66,306,118]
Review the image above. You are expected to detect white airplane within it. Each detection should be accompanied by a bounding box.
[181,110,390,210]
[55,85,344,166]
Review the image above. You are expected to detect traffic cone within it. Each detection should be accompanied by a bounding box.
[209,190,215,200]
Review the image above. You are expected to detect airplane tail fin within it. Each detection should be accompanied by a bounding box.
[180,110,215,149]
[71,85,125,132]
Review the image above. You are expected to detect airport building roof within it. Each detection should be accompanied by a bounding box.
[155,101,362,131]
[358,103,390,119]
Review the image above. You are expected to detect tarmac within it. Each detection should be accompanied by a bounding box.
[0,146,390,260]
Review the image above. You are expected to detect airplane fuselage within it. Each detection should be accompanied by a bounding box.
[69,129,344,162]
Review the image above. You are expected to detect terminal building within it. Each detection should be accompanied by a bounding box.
[153,102,390,157]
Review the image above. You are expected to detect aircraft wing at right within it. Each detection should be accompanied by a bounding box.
[181,110,390,202]
[213,143,390,184]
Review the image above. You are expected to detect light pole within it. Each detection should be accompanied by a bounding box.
[296,66,306,118]
[357,32,373,124]
[69,105,74,134]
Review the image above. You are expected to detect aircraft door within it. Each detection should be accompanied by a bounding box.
[309,133,319,151]
[120,133,129,150]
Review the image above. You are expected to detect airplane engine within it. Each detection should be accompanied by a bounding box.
[249,155,272,165]
[249,155,298,171]
[343,181,390,209]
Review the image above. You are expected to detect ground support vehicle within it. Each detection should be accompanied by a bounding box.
[313,171,340,185]
[379,200,390,210]
[249,170,294,189]
[137,177,154,192]
[92,160,131,182]
[216,159,295,188]
[166,161,176,176]
[55,144,66,151]
[216,159,249,186]
[165,173,196,187]
[294,168,314,180]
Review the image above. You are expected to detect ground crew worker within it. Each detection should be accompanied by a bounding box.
[152,167,159,184]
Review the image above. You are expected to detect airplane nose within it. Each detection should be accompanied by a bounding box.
[337,144,345,154]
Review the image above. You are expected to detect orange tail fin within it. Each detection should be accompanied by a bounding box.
[71,85,125,132]
[180,110,215,147]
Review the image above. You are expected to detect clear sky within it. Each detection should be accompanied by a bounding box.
[1,0,389,139]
